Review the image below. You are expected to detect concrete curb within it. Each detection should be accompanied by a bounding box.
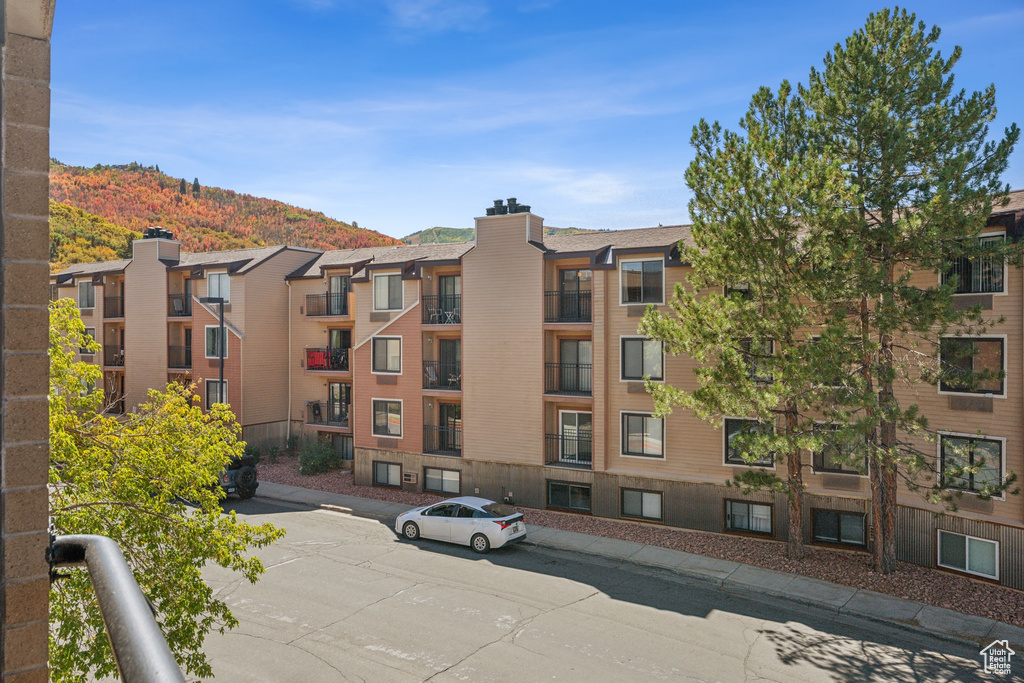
[255,482,1024,653]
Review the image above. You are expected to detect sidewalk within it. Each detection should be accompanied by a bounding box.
[256,481,1024,652]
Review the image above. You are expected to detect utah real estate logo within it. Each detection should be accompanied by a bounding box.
[980,640,1015,676]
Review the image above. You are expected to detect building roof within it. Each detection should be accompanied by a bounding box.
[544,225,692,254]
[288,242,474,279]
[995,189,1024,214]
[53,259,131,280]
[175,245,311,274]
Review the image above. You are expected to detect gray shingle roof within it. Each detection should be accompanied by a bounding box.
[544,225,692,253]
[52,259,131,279]
[288,242,474,278]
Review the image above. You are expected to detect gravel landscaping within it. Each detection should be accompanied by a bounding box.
[258,456,1024,628]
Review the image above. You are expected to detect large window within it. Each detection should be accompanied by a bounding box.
[205,325,227,359]
[424,467,460,494]
[939,434,1003,494]
[939,337,1004,396]
[205,380,227,409]
[621,489,663,521]
[724,418,774,466]
[207,271,230,302]
[372,399,402,437]
[78,281,95,308]
[622,413,664,458]
[943,234,1005,294]
[620,259,663,304]
[812,510,865,546]
[812,423,866,475]
[372,337,401,373]
[621,338,663,381]
[373,461,401,487]
[373,273,403,311]
[725,500,772,535]
[547,481,591,512]
[80,328,96,355]
[740,338,774,383]
[938,530,998,579]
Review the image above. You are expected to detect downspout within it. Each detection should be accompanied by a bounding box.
[286,280,293,443]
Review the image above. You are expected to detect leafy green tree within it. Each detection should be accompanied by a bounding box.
[192,177,200,198]
[48,299,285,680]
[799,7,1020,573]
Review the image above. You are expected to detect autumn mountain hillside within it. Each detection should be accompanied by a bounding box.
[49,162,401,268]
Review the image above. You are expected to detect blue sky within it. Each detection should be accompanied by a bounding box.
[51,1,1024,238]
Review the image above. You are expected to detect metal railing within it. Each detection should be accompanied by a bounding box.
[305,347,349,371]
[305,292,349,317]
[423,360,461,390]
[421,294,461,324]
[104,345,125,367]
[544,291,591,323]
[424,425,462,456]
[167,294,192,317]
[545,433,593,469]
[48,535,185,682]
[305,400,349,428]
[544,362,592,395]
[104,296,125,318]
[167,345,192,369]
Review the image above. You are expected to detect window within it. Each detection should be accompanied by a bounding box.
[724,418,774,466]
[740,338,774,383]
[620,259,663,304]
[373,273,403,310]
[78,281,95,308]
[547,481,591,512]
[943,234,1005,294]
[812,510,865,546]
[424,467,460,494]
[373,461,401,487]
[372,337,401,373]
[80,328,96,355]
[724,282,751,300]
[372,399,402,437]
[205,325,227,358]
[207,271,230,302]
[812,423,866,475]
[330,433,353,461]
[622,413,664,457]
[621,489,662,521]
[621,338,663,381]
[205,380,227,409]
[725,500,772,534]
[938,530,998,579]
[939,434,1003,494]
[939,337,1004,396]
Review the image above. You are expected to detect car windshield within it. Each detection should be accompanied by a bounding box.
[481,503,517,518]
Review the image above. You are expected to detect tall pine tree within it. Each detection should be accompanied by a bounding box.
[192,177,200,198]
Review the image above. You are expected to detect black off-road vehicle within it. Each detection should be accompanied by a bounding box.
[220,455,258,500]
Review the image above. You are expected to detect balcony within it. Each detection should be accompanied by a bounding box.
[545,291,591,323]
[422,294,461,325]
[305,400,349,428]
[168,294,192,317]
[105,397,125,415]
[306,292,348,317]
[306,347,349,372]
[424,425,462,456]
[545,433,593,469]
[423,360,461,390]
[168,345,192,369]
[104,345,125,367]
[545,362,592,395]
[104,296,124,318]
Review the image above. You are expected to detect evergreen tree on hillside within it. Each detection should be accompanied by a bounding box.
[192,178,200,198]
[179,178,187,194]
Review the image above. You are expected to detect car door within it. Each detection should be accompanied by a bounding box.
[449,504,481,545]
[418,503,457,541]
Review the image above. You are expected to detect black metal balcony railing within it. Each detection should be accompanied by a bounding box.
[424,425,462,456]
[167,345,192,369]
[423,360,461,390]
[545,433,593,469]
[104,296,125,319]
[305,400,349,428]
[422,294,461,324]
[545,362,592,395]
[167,294,192,317]
[104,345,125,367]
[305,292,349,317]
[306,347,349,371]
[544,291,592,323]
[48,535,186,682]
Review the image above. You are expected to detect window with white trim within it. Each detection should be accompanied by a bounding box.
[740,338,774,383]
[207,271,230,302]
[373,273,403,310]
[78,282,95,308]
[725,500,772,534]
[372,337,401,373]
[939,337,1004,395]
[939,434,1003,493]
[205,380,227,409]
[621,489,663,521]
[812,509,865,546]
[724,418,774,466]
[372,399,402,437]
[621,338,663,381]
[938,530,998,579]
[205,325,227,359]
[812,423,866,474]
[622,413,664,457]
[373,461,401,487]
[943,234,1004,294]
[620,260,663,304]
[424,467,460,494]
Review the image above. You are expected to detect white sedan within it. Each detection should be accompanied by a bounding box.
[395,496,527,554]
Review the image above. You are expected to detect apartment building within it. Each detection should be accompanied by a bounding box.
[54,193,1024,589]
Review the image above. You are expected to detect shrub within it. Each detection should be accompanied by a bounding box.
[298,439,340,475]
[286,435,299,454]
[243,441,261,464]
[266,444,279,464]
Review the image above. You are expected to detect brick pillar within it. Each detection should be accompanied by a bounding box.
[0,1,55,681]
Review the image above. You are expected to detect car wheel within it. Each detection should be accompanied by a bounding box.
[471,533,490,554]
[236,466,257,499]
[403,522,420,540]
